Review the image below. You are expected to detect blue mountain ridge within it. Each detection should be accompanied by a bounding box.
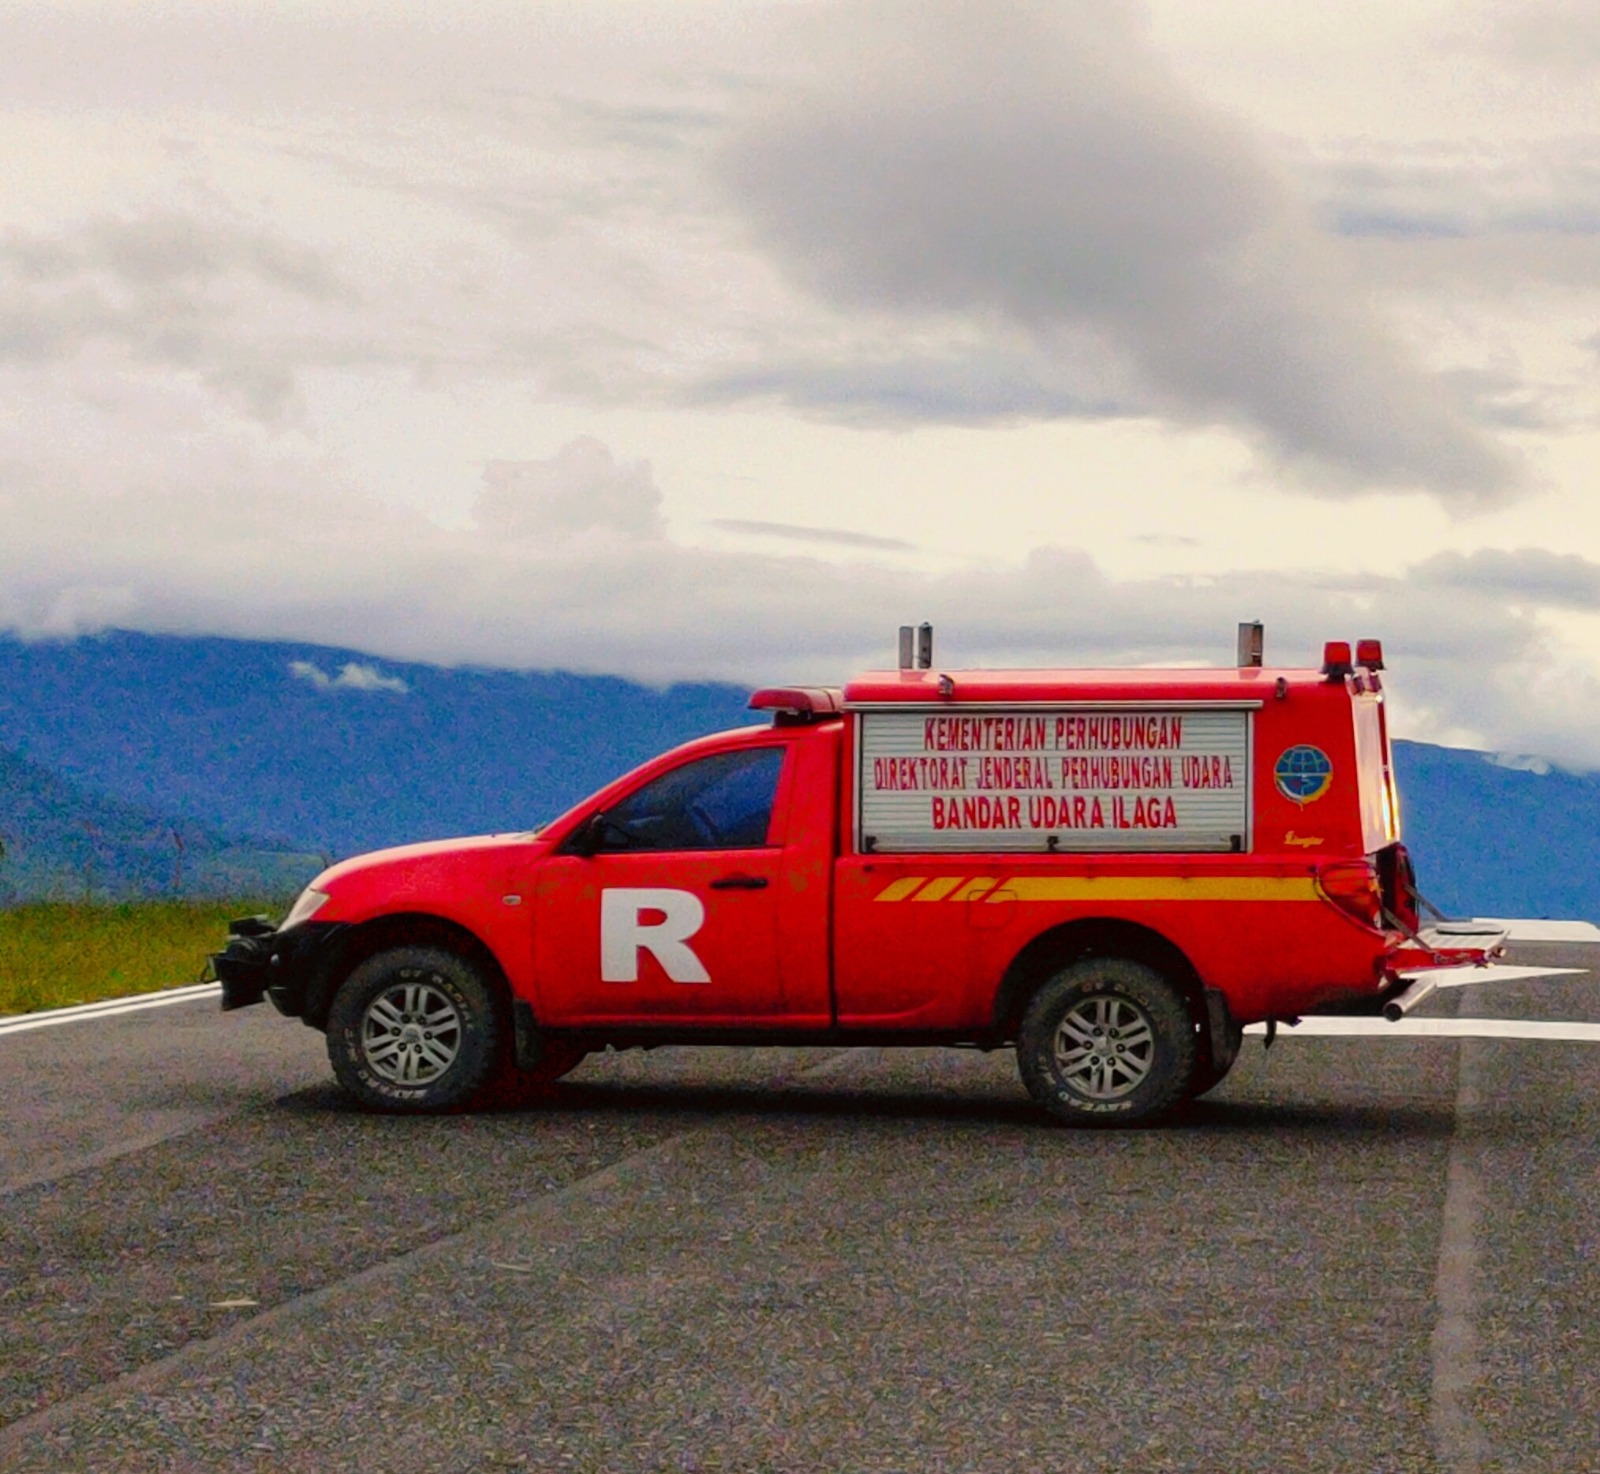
[1390,742,1600,921]
[0,630,753,878]
[0,630,1594,918]
[0,743,316,902]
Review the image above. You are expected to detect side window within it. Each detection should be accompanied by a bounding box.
[596,748,786,853]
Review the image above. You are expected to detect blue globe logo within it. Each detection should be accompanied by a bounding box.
[1274,745,1333,805]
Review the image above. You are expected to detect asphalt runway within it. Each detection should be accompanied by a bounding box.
[2,947,1599,1473]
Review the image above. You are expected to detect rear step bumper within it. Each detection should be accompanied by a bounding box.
[1384,921,1509,977]
[1377,921,1511,1022]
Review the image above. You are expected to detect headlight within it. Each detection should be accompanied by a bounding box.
[281,887,330,930]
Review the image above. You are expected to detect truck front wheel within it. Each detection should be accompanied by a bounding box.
[327,946,503,1113]
[1016,958,1196,1126]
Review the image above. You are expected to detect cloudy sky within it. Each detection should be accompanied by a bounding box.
[6,0,1600,763]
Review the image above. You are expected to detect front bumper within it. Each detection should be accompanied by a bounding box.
[211,919,347,1017]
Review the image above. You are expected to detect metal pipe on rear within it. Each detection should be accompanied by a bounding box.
[1382,974,1440,1021]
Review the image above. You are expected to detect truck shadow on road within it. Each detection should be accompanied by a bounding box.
[280,1076,1463,1141]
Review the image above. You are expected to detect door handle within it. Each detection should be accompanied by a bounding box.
[709,874,769,890]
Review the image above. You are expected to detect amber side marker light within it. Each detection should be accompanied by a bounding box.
[1316,860,1384,929]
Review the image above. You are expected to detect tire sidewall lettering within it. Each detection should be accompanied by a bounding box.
[1015,958,1195,1127]
[327,946,502,1113]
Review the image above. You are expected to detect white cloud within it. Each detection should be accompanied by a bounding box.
[5,433,1600,766]
[287,660,331,688]
[290,660,409,694]
[333,663,409,693]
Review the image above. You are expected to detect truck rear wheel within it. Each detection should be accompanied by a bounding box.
[327,945,503,1113]
[1016,958,1196,1126]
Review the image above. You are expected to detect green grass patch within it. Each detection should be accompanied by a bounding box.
[0,899,287,1015]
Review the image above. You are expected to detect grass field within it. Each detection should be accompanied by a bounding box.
[0,899,287,1015]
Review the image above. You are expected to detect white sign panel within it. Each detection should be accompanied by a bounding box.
[858,707,1251,853]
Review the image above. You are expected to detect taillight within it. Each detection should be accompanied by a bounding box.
[1316,860,1383,929]
[1376,842,1418,933]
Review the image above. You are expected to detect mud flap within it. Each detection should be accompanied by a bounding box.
[513,999,553,1070]
[1204,988,1235,1066]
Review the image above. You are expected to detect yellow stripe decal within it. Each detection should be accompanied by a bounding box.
[874,874,1318,903]
[990,877,1320,903]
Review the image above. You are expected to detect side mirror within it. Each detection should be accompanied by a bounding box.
[566,812,609,857]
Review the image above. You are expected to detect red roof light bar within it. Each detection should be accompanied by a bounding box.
[748,687,843,722]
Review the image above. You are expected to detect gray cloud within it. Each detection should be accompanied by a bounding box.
[1474,0,1600,76]
[476,439,665,541]
[710,520,915,552]
[0,214,351,419]
[1411,548,1600,609]
[1434,367,1560,432]
[715,0,1524,504]
[4,213,343,298]
[1305,146,1600,247]
[692,345,1130,425]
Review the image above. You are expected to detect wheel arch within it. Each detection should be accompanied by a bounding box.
[990,917,1206,1040]
[304,912,513,1030]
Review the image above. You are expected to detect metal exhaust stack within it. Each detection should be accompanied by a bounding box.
[1382,974,1440,1021]
[899,623,934,670]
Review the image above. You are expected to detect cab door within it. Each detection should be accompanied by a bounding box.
[531,744,794,1026]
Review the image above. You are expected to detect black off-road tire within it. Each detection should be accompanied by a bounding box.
[1016,957,1197,1127]
[327,946,504,1113]
[1188,1013,1244,1100]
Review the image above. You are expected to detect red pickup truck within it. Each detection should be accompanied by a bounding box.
[213,635,1497,1125]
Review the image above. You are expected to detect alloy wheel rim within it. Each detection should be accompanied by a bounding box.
[1053,994,1156,1100]
[360,976,463,1085]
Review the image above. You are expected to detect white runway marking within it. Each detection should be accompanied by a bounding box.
[1431,1039,1487,1472]
[1419,963,1585,988]
[1247,1017,1600,1042]
[1473,918,1600,943]
[0,983,223,1038]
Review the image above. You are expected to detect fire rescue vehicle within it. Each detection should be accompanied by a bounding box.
[212,625,1513,1126]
